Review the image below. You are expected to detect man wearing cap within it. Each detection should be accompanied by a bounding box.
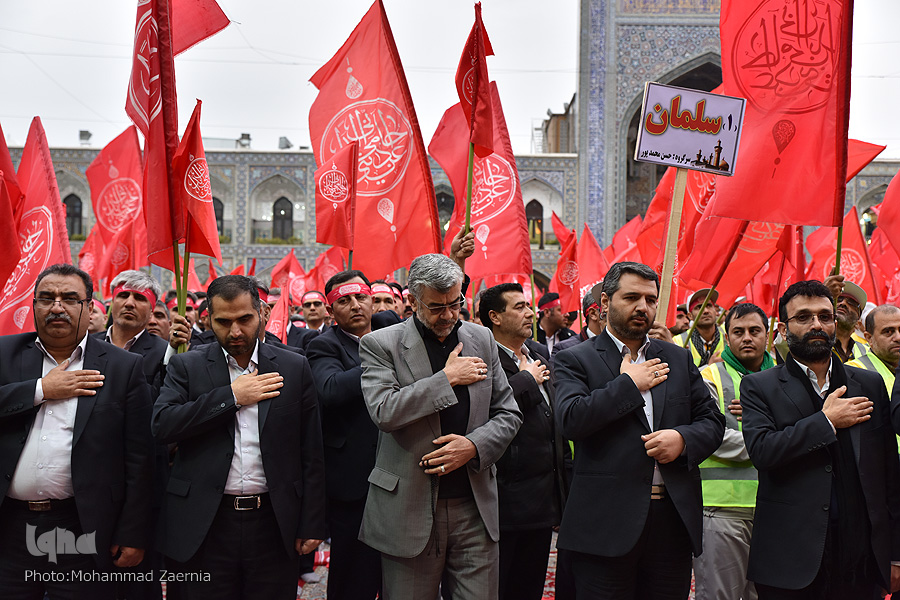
[848,304,900,397]
[552,291,606,357]
[553,261,725,597]
[306,270,383,600]
[152,275,327,600]
[693,302,774,600]
[88,299,108,334]
[676,289,726,368]
[827,278,869,362]
[536,293,575,354]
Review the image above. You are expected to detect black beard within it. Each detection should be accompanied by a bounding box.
[608,304,652,341]
[786,328,835,362]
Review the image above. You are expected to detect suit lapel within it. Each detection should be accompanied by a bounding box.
[400,318,440,438]
[647,341,667,430]
[74,336,107,447]
[596,333,651,431]
[205,343,235,440]
[778,366,821,420]
[336,328,361,366]
[845,368,863,463]
[458,324,482,434]
[256,343,278,433]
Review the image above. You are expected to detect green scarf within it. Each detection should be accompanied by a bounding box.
[721,344,774,375]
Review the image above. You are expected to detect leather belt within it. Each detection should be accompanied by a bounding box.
[223,493,267,511]
[4,497,77,512]
[650,484,666,500]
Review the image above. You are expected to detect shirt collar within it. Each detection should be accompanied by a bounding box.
[105,325,145,347]
[496,341,524,360]
[36,332,88,365]
[796,356,833,397]
[605,328,650,357]
[222,339,260,371]
[340,328,361,342]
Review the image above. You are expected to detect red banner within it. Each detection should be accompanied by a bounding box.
[0,174,20,286]
[710,0,853,227]
[0,118,72,335]
[455,2,494,158]
[577,225,610,303]
[875,170,900,257]
[270,249,307,302]
[549,236,579,313]
[171,0,229,55]
[265,290,291,343]
[0,120,24,221]
[77,226,104,292]
[806,207,880,304]
[86,126,144,246]
[315,141,357,249]
[430,82,531,282]
[96,215,149,295]
[551,211,574,250]
[308,0,441,277]
[306,246,347,294]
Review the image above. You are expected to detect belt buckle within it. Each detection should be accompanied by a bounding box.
[650,484,666,500]
[28,500,52,512]
[233,495,260,510]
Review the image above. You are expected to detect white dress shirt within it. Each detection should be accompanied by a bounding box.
[105,325,145,351]
[223,341,268,495]
[496,342,551,408]
[8,335,89,501]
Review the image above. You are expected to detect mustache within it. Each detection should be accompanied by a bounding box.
[45,313,72,324]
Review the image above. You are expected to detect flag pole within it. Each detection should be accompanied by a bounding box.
[657,168,688,323]
[681,286,716,349]
[531,272,537,341]
[767,253,787,353]
[464,142,475,234]
[348,250,353,270]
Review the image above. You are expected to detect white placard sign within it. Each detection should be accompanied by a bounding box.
[634,82,746,177]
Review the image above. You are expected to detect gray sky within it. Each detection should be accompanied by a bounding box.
[1,0,897,159]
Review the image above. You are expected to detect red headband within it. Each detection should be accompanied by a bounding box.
[92,299,107,315]
[302,291,326,304]
[371,284,394,296]
[166,297,197,310]
[402,289,410,298]
[587,302,599,312]
[257,288,269,304]
[326,283,372,305]
[112,285,158,310]
[538,298,560,311]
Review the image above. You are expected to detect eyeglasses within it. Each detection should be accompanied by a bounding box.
[836,296,861,312]
[417,295,466,315]
[33,297,89,309]
[786,312,835,325]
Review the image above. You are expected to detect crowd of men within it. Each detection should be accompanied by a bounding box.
[2,242,900,600]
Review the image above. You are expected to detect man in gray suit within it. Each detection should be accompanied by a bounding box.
[359,253,522,600]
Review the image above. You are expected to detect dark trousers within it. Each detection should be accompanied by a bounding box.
[498,527,553,600]
[326,497,381,600]
[0,499,112,600]
[568,495,692,600]
[178,495,297,600]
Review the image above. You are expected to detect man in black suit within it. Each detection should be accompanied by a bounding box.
[479,282,569,600]
[553,291,606,357]
[742,280,900,599]
[306,269,382,600]
[553,261,725,599]
[536,293,575,354]
[0,264,153,600]
[152,275,327,600]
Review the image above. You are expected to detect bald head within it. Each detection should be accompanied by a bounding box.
[864,304,900,370]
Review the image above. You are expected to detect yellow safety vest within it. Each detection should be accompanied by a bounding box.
[698,361,758,508]
[676,326,726,368]
[846,352,899,452]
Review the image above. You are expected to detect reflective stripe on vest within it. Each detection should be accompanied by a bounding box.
[677,328,725,367]
[699,361,758,508]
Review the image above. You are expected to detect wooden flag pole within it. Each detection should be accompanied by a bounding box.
[657,168,688,323]
[681,287,716,349]
[531,272,538,341]
[464,142,476,235]
[767,253,787,353]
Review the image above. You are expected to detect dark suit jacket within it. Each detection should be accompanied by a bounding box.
[306,325,378,502]
[551,329,591,358]
[0,333,154,568]
[742,360,900,589]
[286,324,320,352]
[537,325,575,347]
[92,330,167,391]
[496,339,569,530]
[151,341,327,563]
[553,331,724,557]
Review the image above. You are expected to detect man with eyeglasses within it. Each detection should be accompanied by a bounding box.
[358,253,522,600]
[0,264,154,599]
[740,280,900,599]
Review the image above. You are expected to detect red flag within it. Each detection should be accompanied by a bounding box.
[0,178,20,286]
[430,82,531,281]
[604,216,642,264]
[709,0,852,226]
[248,258,256,276]
[577,225,610,303]
[77,226,104,288]
[847,139,886,182]
[170,0,229,55]
[707,222,786,309]
[315,141,357,249]
[875,170,900,257]
[230,264,245,276]
[270,250,307,301]
[306,246,346,293]
[868,228,899,284]
[308,0,441,277]
[86,127,144,246]
[204,258,219,291]
[171,100,222,264]
[0,121,24,220]
[0,118,71,334]
[96,216,149,294]
[549,237,579,313]
[677,217,749,293]
[636,169,675,268]
[186,258,203,292]
[265,290,290,344]
[551,211,575,250]
[127,0,183,265]
[455,2,494,157]
[807,207,880,303]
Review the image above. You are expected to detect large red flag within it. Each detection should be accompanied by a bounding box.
[265,290,291,344]
[0,121,24,220]
[549,237,579,313]
[636,169,675,269]
[806,207,880,303]
[171,100,222,263]
[86,126,144,246]
[315,141,357,249]
[0,177,20,286]
[430,82,531,281]
[868,228,899,286]
[77,226,104,288]
[702,222,786,309]
[308,0,441,277]
[0,118,71,334]
[270,249,307,301]
[709,0,852,226]
[170,0,229,55]
[127,0,182,265]
[455,2,494,157]
[306,246,346,293]
[604,215,642,264]
[875,170,900,257]
[96,215,149,295]
[577,225,610,303]
[551,211,575,250]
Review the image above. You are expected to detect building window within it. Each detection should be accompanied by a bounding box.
[63,194,82,237]
[213,197,224,236]
[435,187,454,231]
[273,197,293,241]
[526,199,544,249]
